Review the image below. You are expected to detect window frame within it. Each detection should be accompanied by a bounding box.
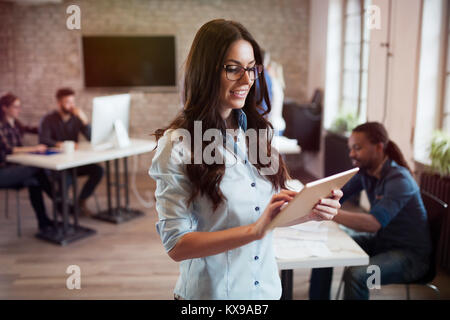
[339,0,370,121]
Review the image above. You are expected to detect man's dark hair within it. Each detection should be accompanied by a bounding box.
[55,87,75,100]
[353,122,412,173]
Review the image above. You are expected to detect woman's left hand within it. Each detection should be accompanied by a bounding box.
[308,189,343,222]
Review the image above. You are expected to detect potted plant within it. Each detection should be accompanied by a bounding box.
[329,112,359,137]
[429,130,450,177]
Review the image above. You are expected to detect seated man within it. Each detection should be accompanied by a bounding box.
[309,122,432,300]
[39,87,103,217]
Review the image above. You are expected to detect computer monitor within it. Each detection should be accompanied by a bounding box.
[91,94,130,149]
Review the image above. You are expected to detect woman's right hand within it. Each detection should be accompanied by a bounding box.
[252,189,297,240]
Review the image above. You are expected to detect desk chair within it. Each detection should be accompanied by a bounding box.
[335,190,448,300]
[404,190,448,300]
[1,186,23,237]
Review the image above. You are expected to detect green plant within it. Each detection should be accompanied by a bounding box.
[429,130,450,177]
[330,112,359,135]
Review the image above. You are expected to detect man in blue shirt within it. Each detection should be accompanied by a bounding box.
[309,122,432,300]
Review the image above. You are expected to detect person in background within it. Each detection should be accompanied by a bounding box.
[265,57,286,136]
[255,49,273,116]
[39,88,103,217]
[149,19,343,300]
[0,92,54,233]
[309,122,432,300]
[256,50,286,136]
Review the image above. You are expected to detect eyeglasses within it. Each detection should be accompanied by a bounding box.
[223,64,263,81]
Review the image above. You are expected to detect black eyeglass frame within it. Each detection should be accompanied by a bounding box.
[222,64,264,81]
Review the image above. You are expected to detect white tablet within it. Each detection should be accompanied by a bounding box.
[267,167,359,230]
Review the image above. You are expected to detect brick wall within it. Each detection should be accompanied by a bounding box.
[0,0,309,172]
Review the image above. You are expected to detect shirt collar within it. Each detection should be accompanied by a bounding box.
[1,117,15,128]
[360,157,393,180]
[379,158,394,179]
[370,156,388,179]
[233,108,247,132]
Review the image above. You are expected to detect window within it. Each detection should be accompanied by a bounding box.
[441,1,450,131]
[340,0,371,123]
[414,0,447,163]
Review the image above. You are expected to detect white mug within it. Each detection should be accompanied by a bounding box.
[63,140,75,154]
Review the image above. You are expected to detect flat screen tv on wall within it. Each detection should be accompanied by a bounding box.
[82,36,176,88]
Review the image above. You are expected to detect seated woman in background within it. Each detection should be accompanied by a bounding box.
[0,92,54,233]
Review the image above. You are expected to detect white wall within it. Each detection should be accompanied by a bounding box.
[307,0,330,99]
[367,0,423,170]
[303,0,330,178]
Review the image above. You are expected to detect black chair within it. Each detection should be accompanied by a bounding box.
[282,89,323,152]
[404,190,448,299]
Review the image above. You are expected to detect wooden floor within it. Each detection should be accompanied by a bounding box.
[1,173,449,300]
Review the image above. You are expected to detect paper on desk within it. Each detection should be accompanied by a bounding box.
[273,221,331,259]
[273,238,332,259]
[290,220,327,232]
[276,221,328,241]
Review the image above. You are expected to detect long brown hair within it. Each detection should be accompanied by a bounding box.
[154,19,290,210]
[353,122,412,173]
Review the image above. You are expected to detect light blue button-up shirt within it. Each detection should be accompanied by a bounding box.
[149,109,281,300]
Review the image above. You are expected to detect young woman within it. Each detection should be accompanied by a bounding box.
[0,93,54,232]
[149,19,343,300]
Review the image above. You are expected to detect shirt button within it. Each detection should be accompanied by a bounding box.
[254,281,259,286]
[254,256,259,260]
[255,206,260,211]
[251,182,256,187]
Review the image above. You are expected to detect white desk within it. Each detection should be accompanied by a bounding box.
[6,138,156,245]
[272,135,301,155]
[274,221,369,299]
[6,139,156,171]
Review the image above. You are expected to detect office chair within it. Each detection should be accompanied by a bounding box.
[404,190,448,300]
